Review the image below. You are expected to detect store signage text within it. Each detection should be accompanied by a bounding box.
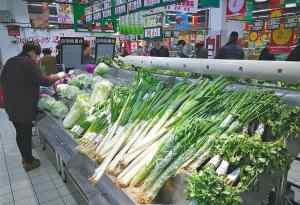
[144,27,162,39]
[144,13,163,27]
[60,37,84,44]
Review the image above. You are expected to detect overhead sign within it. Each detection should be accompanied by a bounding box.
[144,26,162,39]
[144,13,163,27]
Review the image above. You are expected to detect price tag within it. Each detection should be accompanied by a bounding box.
[144,27,162,39]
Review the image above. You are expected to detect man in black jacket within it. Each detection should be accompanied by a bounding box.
[0,42,59,171]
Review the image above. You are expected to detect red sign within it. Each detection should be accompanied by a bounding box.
[6,25,20,36]
[226,0,246,16]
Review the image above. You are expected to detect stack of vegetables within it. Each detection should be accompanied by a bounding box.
[63,79,113,142]
[186,134,289,205]
[40,65,298,204]
[38,95,69,118]
[65,70,291,204]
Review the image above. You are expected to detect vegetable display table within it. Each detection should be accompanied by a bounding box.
[36,111,296,205]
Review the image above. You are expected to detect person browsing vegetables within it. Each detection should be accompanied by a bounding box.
[0,42,61,171]
[215,31,244,60]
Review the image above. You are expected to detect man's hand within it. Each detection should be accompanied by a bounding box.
[47,73,65,84]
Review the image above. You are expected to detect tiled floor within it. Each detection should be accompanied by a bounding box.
[0,110,80,205]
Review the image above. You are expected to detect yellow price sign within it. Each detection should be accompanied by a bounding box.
[272,25,292,45]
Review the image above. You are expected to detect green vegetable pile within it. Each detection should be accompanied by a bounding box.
[41,64,300,205]
[38,95,68,118]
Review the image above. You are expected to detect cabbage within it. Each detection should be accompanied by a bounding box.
[90,79,113,106]
[38,95,68,118]
[56,84,82,100]
[63,94,90,129]
[51,101,69,118]
[94,63,110,76]
[68,74,94,89]
[38,95,55,111]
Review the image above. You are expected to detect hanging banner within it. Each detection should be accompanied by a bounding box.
[73,2,89,31]
[245,0,253,21]
[226,0,246,16]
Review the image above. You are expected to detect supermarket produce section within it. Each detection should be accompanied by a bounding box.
[35,59,300,205]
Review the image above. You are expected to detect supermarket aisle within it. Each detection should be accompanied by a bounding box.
[0,110,80,205]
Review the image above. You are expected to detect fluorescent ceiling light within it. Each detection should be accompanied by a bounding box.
[252,8,271,13]
[285,3,296,8]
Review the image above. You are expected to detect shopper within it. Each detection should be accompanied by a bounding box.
[0,42,60,171]
[194,42,208,58]
[135,46,145,56]
[259,43,275,61]
[41,48,58,75]
[159,44,170,57]
[215,31,244,60]
[150,41,161,57]
[55,44,61,64]
[120,47,130,57]
[177,40,187,58]
[287,39,300,61]
[82,41,95,64]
